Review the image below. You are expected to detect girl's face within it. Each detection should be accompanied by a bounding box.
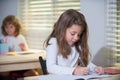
[5,24,16,36]
[65,24,82,46]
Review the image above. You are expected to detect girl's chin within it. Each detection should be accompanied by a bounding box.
[68,43,74,46]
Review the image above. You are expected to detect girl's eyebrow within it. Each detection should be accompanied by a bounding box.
[70,30,81,34]
[69,29,76,32]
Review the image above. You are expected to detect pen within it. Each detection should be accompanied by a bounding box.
[78,57,85,67]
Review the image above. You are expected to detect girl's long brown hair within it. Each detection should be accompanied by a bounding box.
[44,9,90,66]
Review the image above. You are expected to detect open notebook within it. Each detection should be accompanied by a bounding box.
[39,72,109,80]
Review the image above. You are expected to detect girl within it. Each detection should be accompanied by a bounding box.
[1,15,28,52]
[45,9,104,75]
[0,15,39,78]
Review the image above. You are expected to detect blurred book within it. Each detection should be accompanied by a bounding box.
[104,67,120,75]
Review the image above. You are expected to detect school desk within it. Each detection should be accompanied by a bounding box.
[0,51,46,72]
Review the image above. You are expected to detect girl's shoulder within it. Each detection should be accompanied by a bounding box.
[18,34,24,37]
[49,37,57,44]
[16,34,25,39]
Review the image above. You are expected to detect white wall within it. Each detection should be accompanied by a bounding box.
[81,0,105,56]
[80,0,109,66]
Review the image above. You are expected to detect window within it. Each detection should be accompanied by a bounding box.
[19,0,80,50]
[106,0,120,66]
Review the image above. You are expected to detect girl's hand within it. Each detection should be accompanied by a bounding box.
[19,43,28,51]
[73,66,89,75]
[94,66,104,75]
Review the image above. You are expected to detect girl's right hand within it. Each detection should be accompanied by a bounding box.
[73,66,89,75]
[19,43,28,51]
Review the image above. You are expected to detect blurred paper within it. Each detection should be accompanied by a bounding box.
[39,72,109,80]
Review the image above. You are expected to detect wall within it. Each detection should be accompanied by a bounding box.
[81,0,109,66]
[80,0,110,66]
[81,0,105,56]
[0,0,108,66]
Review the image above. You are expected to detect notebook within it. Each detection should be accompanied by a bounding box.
[38,72,109,80]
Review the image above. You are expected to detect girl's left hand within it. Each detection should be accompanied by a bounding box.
[19,43,28,51]
[94,66,104,75]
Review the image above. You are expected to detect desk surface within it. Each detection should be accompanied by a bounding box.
[18,74,120,80]
[0,51,46,72]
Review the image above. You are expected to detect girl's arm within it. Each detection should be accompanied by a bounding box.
[46,38,75,75]
[19,43,28,51]
[19,35,29,51]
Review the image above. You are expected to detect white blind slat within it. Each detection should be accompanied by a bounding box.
[106,0,120,66]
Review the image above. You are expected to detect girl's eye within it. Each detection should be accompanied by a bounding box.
[71,33,75,36]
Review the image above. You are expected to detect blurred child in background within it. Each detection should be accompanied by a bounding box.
[0,15,39,79]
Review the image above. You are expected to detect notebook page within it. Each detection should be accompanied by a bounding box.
[39,72,109,80]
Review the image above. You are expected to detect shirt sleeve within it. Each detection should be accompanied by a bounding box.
[46,38,75,75]
[20,35,29,50]
[87,62,97,72]
[86,53,97,72]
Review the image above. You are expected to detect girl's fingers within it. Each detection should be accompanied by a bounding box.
[82,68,89,75]
[95,67,104,75]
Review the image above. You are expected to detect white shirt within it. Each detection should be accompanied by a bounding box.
[46,38,96,75]
[3,34,28,52]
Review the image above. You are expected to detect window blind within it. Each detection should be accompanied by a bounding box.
[19,0,80,50]
[106,0,120,66]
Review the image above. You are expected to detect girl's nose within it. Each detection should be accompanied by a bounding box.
[74,35,79,41]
